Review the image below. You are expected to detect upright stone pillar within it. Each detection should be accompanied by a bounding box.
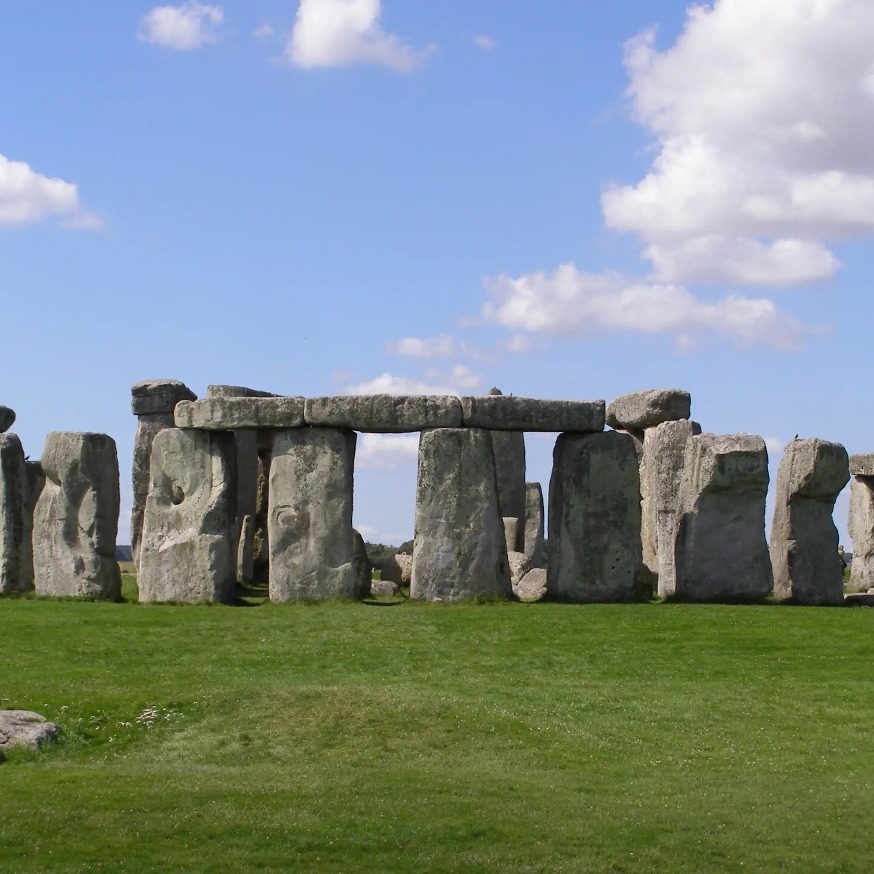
[547,431,641,602]
[0,433,28,594]
[33,432,121,600]
[671,434,772,602]
[523,482,545,567]
[268,428,360,602]
[138,428,236,603]
[411,427,512,601]
[130,379,196,565]
[770,438,849,605]
[486,388,526,551]
[253,429,274,583]
[848,454,874,593]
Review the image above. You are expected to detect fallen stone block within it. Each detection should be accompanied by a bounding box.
[515,567,547,602]
[0,711,59,760]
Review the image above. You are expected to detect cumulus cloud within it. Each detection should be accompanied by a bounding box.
[385,334,490,361]
[343,363,483,396]
[356,433,419,470]
[288,0,432,71]
[139,2,224,51]
[0,154,98,227]
[602,0,874,285]
[481,262,811,350]
[764,436,787,458]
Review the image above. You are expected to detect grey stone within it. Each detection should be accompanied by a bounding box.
[0,711,59,760]
[461,396,605,432]
[20,460,43,592]
[672,434,772,602]
[382,552,413,586]
[131,413,175,566]
[370,579,400,597]
[547,431,642,602]
[0,434,28,594]
[641,420,702,598]
[492,432,526,537]
[503,517,521,555]
[523,482,545,567]
[770,438,849,605]
[138,428,235,604]
[508,550,533,589]
[268,428,361,601]
[845,593,874,606]
[352,529,372,600]
[411,428,512,601]
[515,567,547,602]
[305,395,462,432]
[131,379,196,416]
[33,433,121,600]
[606,389,691,431]
[237,514,255,585]
[175,397,305,430]
[0,405,16,433]
[207,385,276,399]
[849,454,874,478]
[848,477,874,594]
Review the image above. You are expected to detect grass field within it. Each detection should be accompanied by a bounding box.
[2,589,874,872]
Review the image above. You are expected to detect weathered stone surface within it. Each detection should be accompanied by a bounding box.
[770,438,849,605]
[131,413,175,565]
[548,431,642,602]
[850,454,874,478]
[138,428,235,604]
[175,397,305,430]
[849,477,874,594]
[33,433,120,600]
[268,428,360,601]
[522,483,545,568]
[352,529,372,599]
[0,405,16,433]
[237,514,255,585]
[382,552,413,586]
[371,579,400,597]
[21,460,43,591]
[131,379,196,416]
[305,395,462,432]
[0,434,28,594]
[671,434,772,602]
[503,517,520,555]
[207,385,276,399]
[515,567,547,602]
[606,389,691,431]
[462,396,605,432]
[0,711,59,760]
[492,432,526,536]
[508,550,533,589]
[641,420,702,598]
[411,428,512,601]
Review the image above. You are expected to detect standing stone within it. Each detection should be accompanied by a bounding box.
[671,434,772,602]
[523,482,545,567]
[411,427,512,601]
[770,438,849,605]
[237,514,255,585]
[0,434,28,594]
[503,517,520,555]
[130,379,196,565]
[20,460,44,592]
[0,405,16,434]
[487,389,526,549]
[352,529,372,599]
[547,431,642,602]
[641,420,702,598]
[847,454,874,594]
[33,432,121,600]
[268,428,360,602]
[138,428,235,603]
[253,430,274,583]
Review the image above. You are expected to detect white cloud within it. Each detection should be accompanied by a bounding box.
[288,0,432,72]
[253,23,275,42]
[139,2,224,51]
[473,34,497,52]
[764,436,787,458]
[0,154,97,227]
[602,0,874,285]
[386,334,464,359]
[355,433,419,470]
[343,363,483,396]
[481,262,811,350]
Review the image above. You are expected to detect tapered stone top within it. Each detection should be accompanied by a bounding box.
[175,397,306,430]
[304,395,462,432]
[850,453,874,478]
[131,379,197,416]
[0,405,15,433]
[606,389,691,431]
[207,385,277,399]
[461,397,605,432]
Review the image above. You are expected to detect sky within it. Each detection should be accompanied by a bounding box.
[2,0,873,548]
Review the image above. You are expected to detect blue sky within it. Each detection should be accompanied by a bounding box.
[3,0,872,546]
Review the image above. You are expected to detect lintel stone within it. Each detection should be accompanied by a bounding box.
[131,379,196,416]
[850,453,874,478]
[461,397,605,432]
[606,389,691,431]
[304,395,462,432]
[175,397,305,430]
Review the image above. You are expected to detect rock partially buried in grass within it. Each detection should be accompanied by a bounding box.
[0,710,59,761]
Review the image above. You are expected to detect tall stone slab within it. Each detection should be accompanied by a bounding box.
[130,379,196,565]
[268,428,360,602]
[411,427,512,601]
[848,454,874,593]
[547,431,642,602]
[0,434,28,594]
[33,433,121,600]
[524,481,545,567]
[770,438,849,605]
[671,434,772,602]
[138,428,236,603]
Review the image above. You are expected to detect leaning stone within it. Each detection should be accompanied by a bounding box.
[269,428,361,601]
[0,405,16,433]
[515,567,547,602]
[672,434,772,602]
[770,438,849,605]
[461,396,605,432]
[138,429,235,604]
[547,431,642,602]
[523,482,545,567]
[175,397,305,430]
[606,389,691,431]
[503,517,520,555]
[370,580,400,597]
[849,454,874,478]
[411,428,512,601]
[508,550,533,589]
[0,710,59,759]
[131,379,196,416]
[305,395,462,432]
[33,433,121,600]
[0,434,28,594]
[849,476,874,594]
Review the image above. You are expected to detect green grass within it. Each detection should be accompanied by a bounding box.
[2,594,873,872]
